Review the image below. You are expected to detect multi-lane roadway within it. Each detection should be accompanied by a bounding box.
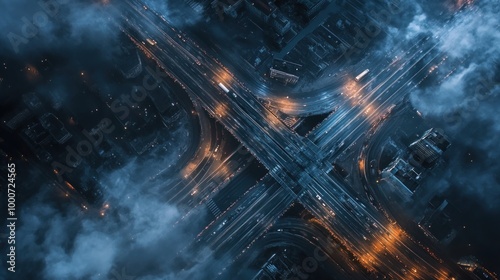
[116,0,475,278]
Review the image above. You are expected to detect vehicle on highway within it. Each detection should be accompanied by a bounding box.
[146,38,157,46]
[218,82,230,93]
[355,69,370,81]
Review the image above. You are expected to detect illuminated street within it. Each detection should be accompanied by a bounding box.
[0,0,499,279]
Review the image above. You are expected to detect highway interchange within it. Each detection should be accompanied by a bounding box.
[111,0,478,278]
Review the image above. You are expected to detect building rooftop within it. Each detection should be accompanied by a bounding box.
[247,0,276,16]
[383,157,420,195]
[409,128,450,168]
[40,113,72,144]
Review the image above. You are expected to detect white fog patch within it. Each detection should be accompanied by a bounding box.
[438,5,500,59]
[405,13,428,40]
[409,64,476,116]
[46,231,117,280]
[142,0,204,27]
[14,115,220,279]
[405,0,500,211]
[0,0,120,55]
[409,0,500,119]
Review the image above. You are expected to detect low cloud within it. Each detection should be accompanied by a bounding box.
[16,153,221,280]
[406,0,500,211]
[141,0,204,27]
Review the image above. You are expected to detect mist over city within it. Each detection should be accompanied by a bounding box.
[1,0,498,279]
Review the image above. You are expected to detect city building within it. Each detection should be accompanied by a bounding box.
[269,59,301,85]
[3,108,32,130]
[252,252,298,280]
[147,86,182,128]
[212,0,244,18]
[270,12,291,35]
[250,46,273,70]
[116,44,143,79]
[297,0,328,19]
[269,68,299,85]
[409,128,450,168]
[23,121,51,146]
[382,128,451,198]
[245,0,277,22]
[23,92,43,112]
[382,157,421,198]
[418,195,458,245]
[39,113,72,144]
